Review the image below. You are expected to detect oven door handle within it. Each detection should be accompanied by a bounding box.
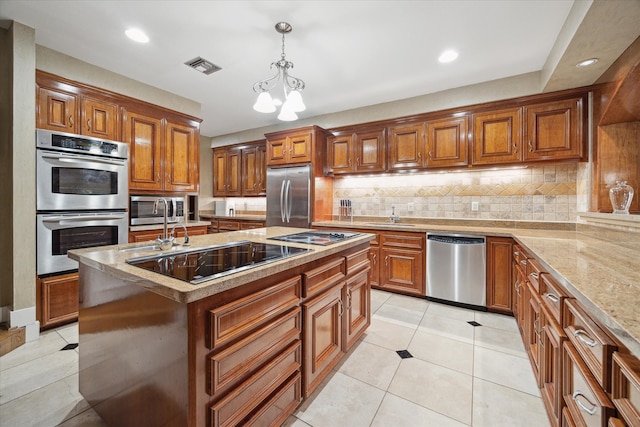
[41,153,126,167]
[42,213,127,223]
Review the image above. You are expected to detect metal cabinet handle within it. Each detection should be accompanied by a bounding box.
[572,391,597,415]
[513,143,518,154]
[338,298,344,317]
[544,293,559,303]
[347,290,352,310]
[87,118,91,131]
[69,115,74,127]
[514,251,520,256]
[384,255,389,266]
[156,173,160,182]
[356,157,360,166]
[529,272,539,280]
[574,329,597,348]
[371,253,377,264]
[520,259,527,266]
[417,152,422,159]
[528,141,533,152]
[347,157,351,166]
[428,150,433,160]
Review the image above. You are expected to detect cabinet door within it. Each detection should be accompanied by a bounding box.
[288,133,313,164]
[541,309,567,427]
[226,148,242,196]
[39,272,79,329]
[524,98,583,162]
[526,282,543,387]
[327,134,353,174]
[266,137,288,165]
[242,145,266,196]
[81,96,119,140]
[369,244,381,289]
[343,269,370,351]
[381,248,424,296]
[486,237,513,314]
[388,123,426,170]
[256,144,267,195]
[213,149,228,196]
[124,110,163,191]
[354,128,386,173]
[302,284,344,397]
[165,121,198,192]
[37,86,79,133]
[472,107,522,165]
[425,116,468,168]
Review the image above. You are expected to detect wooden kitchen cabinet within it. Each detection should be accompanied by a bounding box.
[124,110,164,192]
[37,272,79,329]
[611,352,640,426]
[472,107,522,165]
[541,305,568,427]
[81,96,119,140]
[128,225,207,242]
[213,146,241,197]
[326,127,386,174]
[164,120,199,192]
[387,122,426,171]
[513,245,529,338]
[36,85,79,133]
[523,97,585,162]
[425,115,469,168]
[266,129,313,165]
[486,236,514,314]
[241,142,267,196]
[378,231,425,297]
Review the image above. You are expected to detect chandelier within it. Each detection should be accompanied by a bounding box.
[252,22,305,121]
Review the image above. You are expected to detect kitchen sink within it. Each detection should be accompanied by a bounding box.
[365,222,415,227]
[119,243,182,252]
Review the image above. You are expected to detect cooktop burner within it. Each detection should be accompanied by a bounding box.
[268,230,361,246]
[126,241,311,285]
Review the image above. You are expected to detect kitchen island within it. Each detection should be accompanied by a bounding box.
[68,227,374,427]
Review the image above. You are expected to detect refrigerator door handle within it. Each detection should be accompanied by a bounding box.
[279,179,286,222]
[286,179,292,223]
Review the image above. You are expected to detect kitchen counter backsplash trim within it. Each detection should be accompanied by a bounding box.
[313,219,640,359]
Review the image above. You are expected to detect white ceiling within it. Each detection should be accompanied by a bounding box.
[1,1,639,138]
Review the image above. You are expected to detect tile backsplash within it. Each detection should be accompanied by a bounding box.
[334,164,584,222]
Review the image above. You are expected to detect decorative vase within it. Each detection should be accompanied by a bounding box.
[609,181,634,214]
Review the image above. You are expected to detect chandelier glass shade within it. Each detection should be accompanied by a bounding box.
[253,22,306,121]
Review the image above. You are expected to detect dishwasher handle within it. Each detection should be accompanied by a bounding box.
[427,235,485,245]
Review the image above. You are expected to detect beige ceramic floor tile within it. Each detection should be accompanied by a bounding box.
[419,313,475,344]
[0,328,68,371]
[294,371,385,427]
[370,289,392,314]
[363,317,416,351]
[388,357,473,425]
[408,330,474,375]
[337,340,401,390]
[0,373,90,427]
[474,325,528,358]
[384,293,430,313]
[281,415,312,427]
[426,302,476,321]
[472,377,549,427]
[473,346,540,397]
[55,322,79,344]
[56,407,108,427]
[374,304,425,328]
[0,349,78,404]
[474,311,519,333]
[371,393,469,427]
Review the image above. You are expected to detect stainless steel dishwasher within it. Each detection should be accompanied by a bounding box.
[426,234,486,310]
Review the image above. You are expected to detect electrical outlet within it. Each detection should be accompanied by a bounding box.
[407,202,414,212]
[471,201,479,211]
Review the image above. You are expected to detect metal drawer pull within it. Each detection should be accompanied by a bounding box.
[544,293,559,303]
[574,329,597,347]
[572,391,597,415]
[338,298,344,317]
[520,259,527,265]
[529,272,539,280]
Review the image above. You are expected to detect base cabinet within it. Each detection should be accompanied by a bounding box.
[378,231,425,297]
[37,272,79,329]
[486,236,514,314]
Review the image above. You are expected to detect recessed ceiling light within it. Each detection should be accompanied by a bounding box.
[576,58,598,68]
[438,50,459,63]
[125,28,149,43]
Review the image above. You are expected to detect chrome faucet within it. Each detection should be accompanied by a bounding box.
[153,198,169,240]
[389,205,400,223]
[171,223,190,246]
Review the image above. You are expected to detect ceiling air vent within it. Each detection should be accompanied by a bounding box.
[184,57,222,75]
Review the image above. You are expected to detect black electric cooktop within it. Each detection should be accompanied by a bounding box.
[126,241,311,285]
[268,230,361,246]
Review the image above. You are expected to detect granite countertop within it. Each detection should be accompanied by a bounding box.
[129,220,211,232]
[199,213,267,221]
[313,219,640,358]
[68,226,374,305]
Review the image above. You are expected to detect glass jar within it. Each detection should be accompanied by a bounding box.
[609,181,634,214]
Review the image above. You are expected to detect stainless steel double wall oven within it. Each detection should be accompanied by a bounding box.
[36,129,129,276]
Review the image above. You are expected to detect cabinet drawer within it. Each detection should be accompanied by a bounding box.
[380,232,424,250]
[608,418,627,427]
[563,341,615,427]
[612,352,640,426]
[218,220,241,231]
[207,308,301,395]
[243,372,302,427]
[564,299,618,391]
[302,257,345,298]
[540,273,571,325]
[207,276,301,348]
[209,340,301,427]
[526,258,545,293]
[345,247,371,276]
[240,221,265,230]
[513,245,529,276]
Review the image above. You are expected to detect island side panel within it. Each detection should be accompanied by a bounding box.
[78,263,189,427]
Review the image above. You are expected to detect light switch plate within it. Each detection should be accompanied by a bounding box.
[407,202,414,212]
[471,201,479,211]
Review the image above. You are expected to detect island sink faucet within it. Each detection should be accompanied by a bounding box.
[171,223,190,246]
[153,198,169,240]
[389,205,400,223]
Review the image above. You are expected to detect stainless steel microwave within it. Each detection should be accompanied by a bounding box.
[130,195,186,225]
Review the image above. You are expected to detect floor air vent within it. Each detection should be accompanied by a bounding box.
[184,57,222,75]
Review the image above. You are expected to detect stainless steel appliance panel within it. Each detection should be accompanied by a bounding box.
[426,234,486,307]
[129,196,186,225]
[37,212,128,275]
[266,165,311,228]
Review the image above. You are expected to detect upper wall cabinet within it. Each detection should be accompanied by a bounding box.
[241,143,267,196]
[213,140,267,197]
[266,130,312,166]
[37,72,120,140]
[471,107,522,166]
[387,123,426,171]
[326,127,386,175]
[425,115,469,168]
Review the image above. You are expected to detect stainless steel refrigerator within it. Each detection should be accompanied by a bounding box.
[266,165,311,228]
